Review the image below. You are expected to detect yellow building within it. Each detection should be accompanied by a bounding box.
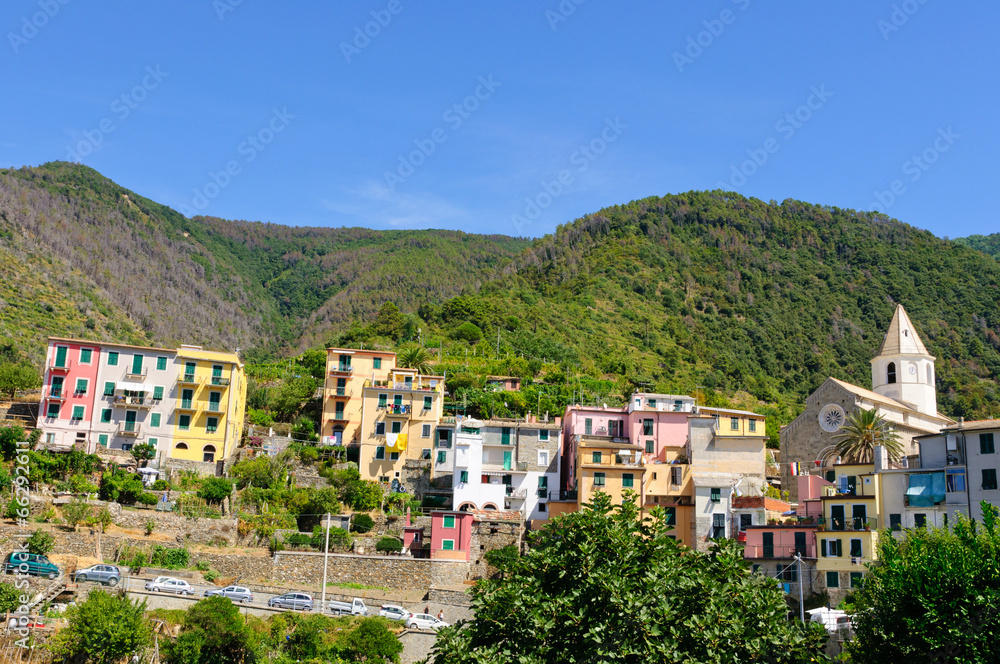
[643,447,693,546]
[170,345,246,463]
[321,348,395,446]
[814,463,880,600]
[359,366,445,485]
[697,406,766,437]
[574,436,646,508]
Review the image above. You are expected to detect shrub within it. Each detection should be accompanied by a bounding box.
[99,470,146,505]
[298,446,319,464]
[61,498,93,531]
[68,474,97,495]
[197,477,233,505]
[148,545,189,569]
[137,493,158,506]
[311,525,352,551]
[151,480,171,491]
[26,530,55,555]
[33,505,57,523]
[247,408,274,427]
[95,506,114,533]
[202,569,219,583]
[285,533,311,548]
[144,520,155,536]
[351,514,375,534]
[375,537,402,554]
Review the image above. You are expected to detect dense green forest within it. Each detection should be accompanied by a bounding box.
[954,233,1000,259]
[2,162,999,427]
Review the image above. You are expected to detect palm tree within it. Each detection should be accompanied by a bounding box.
[832,408,903,463]
[397,344,432,374]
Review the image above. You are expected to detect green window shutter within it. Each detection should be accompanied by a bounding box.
[375,447,385,460]
[826,572,839,588]
[665,507,676,526]
[148,438,158,448]
[378,394,387,408]
[645,440,654,453]
[594,473,605,486]
[47,403,60,418]
[710,487,721,502]
[373,357,381,369]
[55,346,67,368]
[206,417,218,433]
[157,356,167,371]
[850,539,863,558]
[437,451,446,464]
[835,540,843,557]
[98,434,108,447]
[80,348,92,364]
[622,474,634,488]
[131,354,143,374]
[460,471,468,483]
[153,386,164,400]
[179,414,190,430]
[391,421,401,434]
[850,572,863,588]
[592,452,601,463]
[151,413,161,427]
[538,476,548,488]
[424,396,432,410]
[104,381,115,396]
[101,409,112,423]
[443,515,455,528]
[393,394,402,406]
[442,540,454,551]
[75,378,87,394]
[72,406,84,420]
[185,362,196,378]
[107,351,118,366]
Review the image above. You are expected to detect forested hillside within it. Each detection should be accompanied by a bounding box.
[954,233,1000,260]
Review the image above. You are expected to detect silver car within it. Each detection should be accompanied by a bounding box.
[145,576,194,595]
[405,613,449,631]
[204,585,253,604]
[72,564,121,586]
[268,592,313,611]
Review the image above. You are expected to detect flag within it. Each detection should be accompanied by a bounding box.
[789,462,800,476]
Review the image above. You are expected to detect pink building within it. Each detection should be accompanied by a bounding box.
[743,525,817,560]
[429,510,474,561]
[561,404,628,490]
[37,338,101,451]
[627,393,695,461]
[797,474,832,520]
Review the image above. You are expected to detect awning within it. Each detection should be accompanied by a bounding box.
[907,472,945,507]
[117,380,147,392]
[482,471,507,477]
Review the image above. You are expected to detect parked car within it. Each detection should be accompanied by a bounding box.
[145,576,194,595]
[2,552,59,580]
[378,605,411,621]
[807,608,852,634]
[268,592,313,611]
[405,613,449,631]
[72,564,121,586]
[204,585,253,604]
[327,597,367,616]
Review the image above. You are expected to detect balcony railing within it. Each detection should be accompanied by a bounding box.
[207,403,223,413]
[329,413,348,422]
[45,388,65,400]
[210,376,230,387]
[177,400,196,411]
[47,359,72,371]
[505,488,527,499]
[125,367,148,379]
[818,517,878,532]
[559,489,578,501]
[382,404,411,415]
[332,387,353,397]
[113,395,157,408]
[177,373,202,385]
[370,380,437,391]
[118,422,141,436]
[743,544,810,559]
[330,365,354,374]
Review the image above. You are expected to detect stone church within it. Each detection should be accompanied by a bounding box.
[780,305,953,503]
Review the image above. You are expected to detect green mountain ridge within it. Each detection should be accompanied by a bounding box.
[2,162,999,423]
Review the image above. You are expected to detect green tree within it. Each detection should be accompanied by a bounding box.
[344,480,383,511]
[833,408,903,462]
[98,470,146,504]
[428,492,829,663]
[848,502,1000,663]
[396,344,432,374]
[129,442,157,467]
[0,424,25,462]
[0,581,22,613]
[49,590,151,664]
[453,321,483,343]
[373,302,406,341]
[61,497,94,531]
[197,476,233,505]
[268,376,318,421]
[342,617,403,663]
[170,595,260,664]
[295,348,328,380]
[25,530,54,555]
[0,361,40,399]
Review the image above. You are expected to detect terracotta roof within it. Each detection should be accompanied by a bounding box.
[942,419,1000,432]
[826,378,953,423]
[877,304,931,356]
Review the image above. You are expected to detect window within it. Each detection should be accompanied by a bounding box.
[983,469,998,491]
[538,502,546,513]
[827,572,840,588]
[460,471,468,483]
[153,386,163,400]
[664,506,676,525]
[710,487,721,502]
[622,473,634,488]
[850,538,863,558]
[148,438,157,448]
[645,440,654,454]
[437,451,446,464]
[205,417,218,434]
[539,429,549,441]
[749,419,756,432]
[98,434,108,447]
[712,513,725,538]
[914,513,926,528]
[156,356,167,371]
[947,470,967,492]
[375,422,385,435]
[647,398,656,408]
[442,540,455,551]
[103,381,115,397]
[423,396,432,410]
[203,445,216,462]
[131,355,144,375]
[422,424,431,438]
[184,361,196,380]
[422,448,431,460]
[101,409,112,423]
[46,403,60,419]
[79,348,92,364]
[671,467,683,485]
[643,419,653,436]
[781,564,798,583]
[373,357,381,369]
[375,447,385,460]
[390,452,399,460]
[71,405,84,421]
[823,539,842,557]
[538,451,549,467]
[887,362,897,384]
[151,413,161,427]
[178,414,191,430]
[584,418,592,435]
[175,442,188,450]
[889,513,902,531]
[592,451,602,463]
[850,572,863,588]
[443,515,455,528]
[391,421,401,434]
[981,433,995,455]
[107,351,118,366]
[75,378,88,394]
[593,472,606,487]
[731,417,739,430]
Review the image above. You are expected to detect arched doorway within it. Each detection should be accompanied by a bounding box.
[203,444,216,463]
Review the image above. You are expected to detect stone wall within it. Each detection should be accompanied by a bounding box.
[427,586,471,606]
[163,458,220,477]
[272,551,470,590]
[468,516,522,578]
[189,551,272,581]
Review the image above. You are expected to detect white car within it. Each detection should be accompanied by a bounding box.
[378,604,411,621]
[145,576,194,595]
[405,613,449,631]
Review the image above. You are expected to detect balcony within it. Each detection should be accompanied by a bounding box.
[329,365,354,375]
[124,367,148,380]
[177,400,197,411]
[383,404,411,416]
[113,395,157,409]
[744,544,810,559]
[818,516,878,532]
[177,373,202,385]
[209,376,230,387]
[47,359,72,372]
[329,413,349,423]
[331,387,353,398]
[207,403,223,413]
[505,487,527,499]
[558,489,578,501]
[45,388,65,401]
[370,379,437,392]
[118,422,141,436]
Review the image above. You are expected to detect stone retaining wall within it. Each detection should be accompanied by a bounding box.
[427,587,471,606]
[189,551,272,581]
[272,551,470,590]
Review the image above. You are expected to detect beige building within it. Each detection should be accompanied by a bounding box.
[321,348,396,447]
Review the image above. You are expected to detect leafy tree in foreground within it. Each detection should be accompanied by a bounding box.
[166,595,260,664]
[49,590,151,664]
[0,361,40,399]
[833,408,903,462]
[197,476,233,505]
[848,502,1000,663]
[341,617,403,663]
[429,492,829,663]
[129,442,157,467]
[25,530,54,555]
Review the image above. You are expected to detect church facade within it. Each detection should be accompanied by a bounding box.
[780,305,953,503]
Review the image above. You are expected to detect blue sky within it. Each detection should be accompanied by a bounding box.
[1,1,995,239]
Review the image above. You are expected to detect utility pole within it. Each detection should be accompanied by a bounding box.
[795,554,805,623]
[320,513,331,613]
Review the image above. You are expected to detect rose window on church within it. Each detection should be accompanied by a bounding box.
[819,404,846,432]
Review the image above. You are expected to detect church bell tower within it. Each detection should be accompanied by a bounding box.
[870,304,938,416]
